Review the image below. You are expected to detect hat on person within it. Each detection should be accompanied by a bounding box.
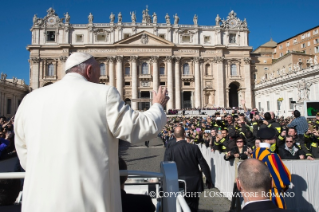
[257,128,276,139]
[64,52,93,72]
[316,112,319,116]
[239,113,245,117]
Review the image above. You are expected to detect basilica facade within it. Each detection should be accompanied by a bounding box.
[28,7,253,110]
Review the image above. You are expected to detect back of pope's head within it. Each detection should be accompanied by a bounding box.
[237,159,271,193]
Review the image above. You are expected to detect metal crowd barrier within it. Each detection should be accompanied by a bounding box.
[0,161,190,212]
[197,144,319,212]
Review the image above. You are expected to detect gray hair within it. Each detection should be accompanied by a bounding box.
[238,159,271,193]
[65,57,97,74]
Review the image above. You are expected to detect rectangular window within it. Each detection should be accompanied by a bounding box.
[314,29,318,35]
[293,39,297,44]
[125,82,130,86]
[274,49,276,53]
[258,102,261,111]
[7,99,11,114]
[46,31,55,42]
[280,53,283,57]
[76,34,83,42]
[315,46,319,53]
[231,64,237,76]
[182,36,191,43]
[204,36,210,43]
[301,43,306,48]
[159,34,165,39]
[160,67,165,75]
[97,34,106,41]
[125,67,130,75]
[184,82,190,86]
[308,41,310,46]
[160,82,166,86]
[279,45,282,50]
[267,101,270,111]
[229,34,236,43]
[277,101,281,110]
[286,42,290,47]
[289,98,294,110]
[314,39,319,44]
[301,34,305,39]
[307,32,311,37]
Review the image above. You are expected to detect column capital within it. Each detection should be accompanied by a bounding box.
[165,56,173,63]
[193,57,203,64]
[107,56,115,63]
[59,56,67,62]
[129,56,138,62]
[243,57,251,64]
[150,56,159,63]
[31,57,41,63]
[212,56,224,63]
[174,57,181,63]
[116,55,123,63]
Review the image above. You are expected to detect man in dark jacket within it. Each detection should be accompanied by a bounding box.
[278,136,305,159]
[164,126,213,212]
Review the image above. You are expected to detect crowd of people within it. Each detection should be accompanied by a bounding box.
[0,116,16,161]
[159,107,319,160]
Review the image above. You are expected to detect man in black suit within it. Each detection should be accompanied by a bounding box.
[237,159,293,212]
[164,126,213,212]
[119,157,155,212]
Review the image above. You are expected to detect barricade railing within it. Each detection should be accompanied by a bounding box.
[197,144,319,212]
[0,161,191,212]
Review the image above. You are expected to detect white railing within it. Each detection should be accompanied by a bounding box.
[0,162,190,212]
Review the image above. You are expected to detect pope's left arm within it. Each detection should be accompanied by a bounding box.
[14,98,28,170]
[105,87,166,144]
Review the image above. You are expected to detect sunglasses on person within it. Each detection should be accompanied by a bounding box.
[236,140,244,143]
[286,140,294,143]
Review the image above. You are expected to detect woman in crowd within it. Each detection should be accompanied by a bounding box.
[224,135,249,161]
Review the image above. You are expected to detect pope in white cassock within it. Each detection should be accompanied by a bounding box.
[14,53,168,212]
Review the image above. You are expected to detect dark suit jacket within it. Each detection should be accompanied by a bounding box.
[241,200,294,212]
[166,138,176,149]
[164,140,212,192]
[224,146,249,161]
[278,144,305,159]
[121,189,155,212]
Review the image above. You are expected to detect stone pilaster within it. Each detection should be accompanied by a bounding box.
[31,57,40,89]
[151,56,159,91]
[130,56,138,110]
[116,56,123,99]
[244,58,252,108]
[107,57,115,87]
[194,57,201,108]
[175,57,181,109]
[215,57,225,107]
[166,56,174,110]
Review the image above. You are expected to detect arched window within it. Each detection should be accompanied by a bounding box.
[183,63,190,75]
[100,63,106,76]
[159,63,165,75]
[47,64,54,76]
[142,62,149,74]
[231,64,237,76]
[125,63,130,75]
[205,64,211,75]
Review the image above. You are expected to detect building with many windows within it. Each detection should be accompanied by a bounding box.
[0,73,29,118]
[27,7,253,110]
[252,26,319,117]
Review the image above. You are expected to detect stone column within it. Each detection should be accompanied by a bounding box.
[31,57,40,89]
[166,56,174,110]
[131,56,138,110]
[174,57,181,109]
[116,56,123,99]
[194,57,201,108]
[151,56,159,91]
[244,58,252,108]
[215,57,225,107]
[108,57,115,87]
[226,88,230,108]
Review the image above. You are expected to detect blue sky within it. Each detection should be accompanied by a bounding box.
[1,0,318,84]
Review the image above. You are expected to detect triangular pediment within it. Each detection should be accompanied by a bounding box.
[114,31,174,46]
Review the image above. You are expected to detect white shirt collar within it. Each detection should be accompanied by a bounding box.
[259,143,270,148]
[244,199,271,207]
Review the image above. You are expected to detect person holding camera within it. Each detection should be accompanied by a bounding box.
[224,135,249,161]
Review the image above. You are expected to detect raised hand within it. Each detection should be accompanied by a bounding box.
[152,86,169,108]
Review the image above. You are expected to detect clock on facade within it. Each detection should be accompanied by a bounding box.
[229,19,237,28]
[47,17,56,25]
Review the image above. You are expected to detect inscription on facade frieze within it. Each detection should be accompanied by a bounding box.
[174,49,199,54]
[77,48,171,53]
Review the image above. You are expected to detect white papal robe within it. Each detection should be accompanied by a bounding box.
[14,73,166,212]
